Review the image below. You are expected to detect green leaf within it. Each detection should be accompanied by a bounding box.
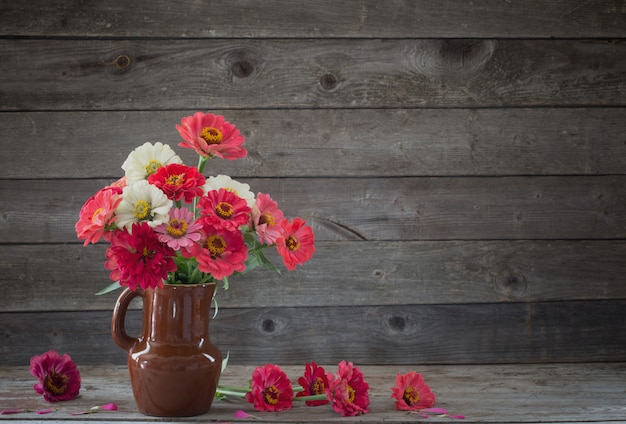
[95,281,122,295]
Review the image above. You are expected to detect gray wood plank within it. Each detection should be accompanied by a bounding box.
[1,176,625,243]
[2,39,625,111]
[1,0,624,38]
[2,300,626,366]
[1,364,625,423]
[2,241,626,312]
[2,108,626,179]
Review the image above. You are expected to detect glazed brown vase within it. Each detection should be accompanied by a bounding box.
[111,283,222,417]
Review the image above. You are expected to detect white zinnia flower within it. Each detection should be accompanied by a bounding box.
[115,180,173,231]
[203,174,256,208]
[121,142,182,184]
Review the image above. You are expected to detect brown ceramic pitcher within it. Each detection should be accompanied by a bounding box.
[112,283,222,417]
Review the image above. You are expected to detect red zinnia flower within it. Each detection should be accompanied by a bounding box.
[75,186,122,245]
[29,350,81,402]
[105,222,177,290]
[245,364,294,412]
[296,362,329,406]
[147,163,206,203]
[276,218,315,270]
[252,193,285,245]
[176,112,247,160]
[325,361,370,416]
[182,222,248,280]
[391,371,436,411]
[198,188,251,231]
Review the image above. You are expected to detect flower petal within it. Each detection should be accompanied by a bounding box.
[234,409,261,419]
[0,409,27,414]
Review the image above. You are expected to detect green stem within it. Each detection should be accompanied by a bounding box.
[294,394,328,402]
[216,388,248,398]
[218,385,250,393]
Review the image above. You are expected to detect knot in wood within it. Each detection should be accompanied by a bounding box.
[493,272,528,300]
[232,60,254,78]
[114,54,131,70]
[319,73,338,90]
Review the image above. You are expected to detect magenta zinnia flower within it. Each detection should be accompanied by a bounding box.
[176,112,247,160]
[296,362,329,406]
[182,223,248,280]
[325,361,370,416]
[147,163,206,203]
[276,217,315,270]
[391,371,436,411]
[154,207,203,249]
[105,222,177,290]
[245,364,294,412]
[75,186,122,245]
[198,188,251,231]
[252,193,285,245]
[30,351,81,402]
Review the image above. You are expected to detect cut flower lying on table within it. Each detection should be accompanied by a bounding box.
[75,112,315,292]
[218,361,461,418]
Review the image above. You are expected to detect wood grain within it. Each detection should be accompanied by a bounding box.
[1,0,625,38]
[1,363,625,423]
[2,241,626,312]
[2,108,625,179]
[1,176,625,243]
[2,39,625,110]
[2,300,626,366]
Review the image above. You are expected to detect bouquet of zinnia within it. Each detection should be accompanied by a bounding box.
[75,112,315,292]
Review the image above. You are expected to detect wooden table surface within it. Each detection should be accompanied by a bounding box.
[1,363,625,423]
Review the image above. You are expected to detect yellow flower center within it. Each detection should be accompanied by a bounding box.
[44,372,68,395]
[133,200,151,220]
[215,201,234,219]
[200,127,223,145]
[206,235,226,256]
[263,385,280,405]
[167,218,188,238]
[287,236,300,251]
[91,207,103,222]
[166,173,184,186]
[403,386,420,405]
[311,377,325,394]
[145,159,162,176]
[260,212,275,226]
[346,384,355,403]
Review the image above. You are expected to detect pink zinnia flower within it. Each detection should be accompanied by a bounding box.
[29,350,81,402]
[296,362,329,406]
[245,364,294,412]
[75,186,122,245]
[105,222,177,290]
[182,223,248,280]
[252,193,285,245]
[154,207,203,249]
[198,188,251,231]
[325,361,370,417]
[391,371,436,411]
[176,112,247,160]
[276,218,315,270]
[147,163,206,203]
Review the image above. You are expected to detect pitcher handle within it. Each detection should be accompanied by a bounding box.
[111,288,142,352]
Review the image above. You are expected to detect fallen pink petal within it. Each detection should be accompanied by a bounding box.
[36,408,55,414]
[234,409,261,419]
[422,407,448,414]
[1,409,28,415]
[98,403,118,411]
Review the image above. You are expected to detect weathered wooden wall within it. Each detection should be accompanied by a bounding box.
[1,0,625,366]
